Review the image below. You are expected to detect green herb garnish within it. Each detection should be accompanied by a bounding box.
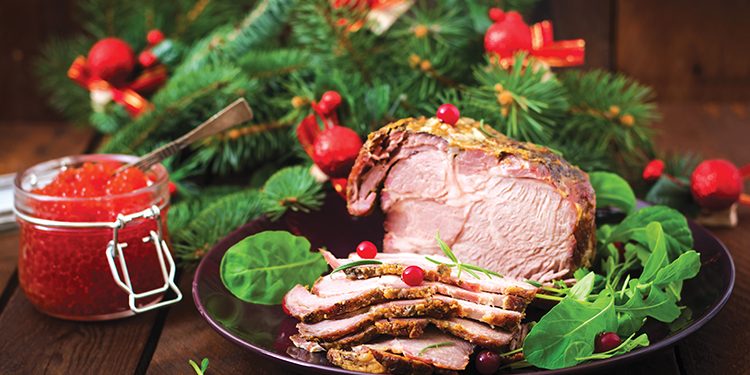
[331,259,384,273]
[417,341,455,355]
[189,358,209,375]
[477,120,497,138]
[430,233,502,279]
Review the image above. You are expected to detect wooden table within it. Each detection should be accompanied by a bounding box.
[0,104,747,374]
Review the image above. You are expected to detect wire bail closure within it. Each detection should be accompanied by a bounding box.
[13,202,182,314]
[105,205,182,313]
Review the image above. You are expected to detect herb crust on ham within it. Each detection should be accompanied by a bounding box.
[346,116,596,282]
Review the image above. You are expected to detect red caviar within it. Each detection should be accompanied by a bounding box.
[15,155,170,320]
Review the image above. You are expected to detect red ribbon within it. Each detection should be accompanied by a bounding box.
[528,21,585,67]
[67,56,164,117]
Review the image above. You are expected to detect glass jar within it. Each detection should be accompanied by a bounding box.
[14,154,181,321]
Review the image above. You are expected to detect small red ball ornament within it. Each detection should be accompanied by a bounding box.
[146,29,165,45]
[138,50,158,68]
[643,159,665,182]
[87,38,135,87]
[595,332,622,353]
[436,103,460,125]
[321,91,342,108]
[484,9,532,59]
[312,125,363,178]
[691,159,743,210]
[401,265,425,286]
[356,241,378,259]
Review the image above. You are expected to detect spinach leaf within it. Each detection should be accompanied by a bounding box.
[575,333,649,361]
[654,250,701,286]
[606,206,693,258]
[524,292,617,369]
[220,231,329,304]
[589,172,636,213]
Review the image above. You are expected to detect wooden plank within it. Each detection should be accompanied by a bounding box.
[546,0,614,70]
[0,232,18,295]
[616,0,750,101]
[146,270,283,374]
[652,103,750,374]
[0,288,158,374]
[0,122,95,174]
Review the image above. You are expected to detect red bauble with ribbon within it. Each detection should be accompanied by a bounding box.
[68,31,172,117]
[484,8,585,68]
[295,91,363,198]
[690,159,749,210]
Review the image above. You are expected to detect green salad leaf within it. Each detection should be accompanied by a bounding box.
[605,206,693,259]
[524,292,617,369]
[220,231,329,304]
[589,171,637,213]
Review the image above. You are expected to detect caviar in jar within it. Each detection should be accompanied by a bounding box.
[14,155,173,320]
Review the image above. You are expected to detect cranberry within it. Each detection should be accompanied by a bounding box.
[595,332,622,353]
[642,159,665,182]
[436,103,460,126]
[401,266,425,286]
[475,350,501,375]
[356,241,378,259]
[146,29,165,45]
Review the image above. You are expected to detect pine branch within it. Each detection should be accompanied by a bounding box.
[461,53,569,144]
[262,165,325,221]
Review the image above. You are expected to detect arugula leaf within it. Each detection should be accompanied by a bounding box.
[618,286,681,323]
[568,272,595,301]
[220,231,329,304]
[654,250,701,286]
[640,222,669,283]
[606,206,693,258]
[589,172,637,213]
[575,333,649,361]
[524,292,617,369]
[616,312,645,337]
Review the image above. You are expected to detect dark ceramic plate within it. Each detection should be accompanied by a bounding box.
[193,195,735,374]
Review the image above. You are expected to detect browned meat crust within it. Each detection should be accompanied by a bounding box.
[327,347,456,375]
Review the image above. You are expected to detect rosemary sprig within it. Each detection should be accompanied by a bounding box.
[432,233,503,279]
[417,341,455,355]
[331,260,383,273]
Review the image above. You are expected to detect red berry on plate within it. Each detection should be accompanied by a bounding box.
[436,104,460,126]
[356,241,378,259]
[401,265,425,286]
[146,29,165,45]
[595,332,622,353]
[691,159,743,210]
[475,350,501,375]
[642,159,665,182]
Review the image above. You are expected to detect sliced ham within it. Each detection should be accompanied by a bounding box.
[297,297,521,341]
[319,249,537,300]
[311,274,529,311]
[362,329,475,371]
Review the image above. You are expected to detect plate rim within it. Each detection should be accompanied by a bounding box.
[192,217,736,374]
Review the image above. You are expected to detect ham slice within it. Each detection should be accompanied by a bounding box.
[357,329,475,371]
[312,274,528,311]
[320,249,538,300]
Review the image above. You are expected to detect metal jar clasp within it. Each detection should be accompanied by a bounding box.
[105,205,182,313]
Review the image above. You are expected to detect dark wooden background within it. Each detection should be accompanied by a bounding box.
[0,1,748,374]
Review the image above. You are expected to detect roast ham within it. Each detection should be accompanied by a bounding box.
[346,116,596,282]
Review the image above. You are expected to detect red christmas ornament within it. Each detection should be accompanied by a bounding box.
[86,38,135,87]
[146,29,165,45]
[691,159,743,210]
[138,50,158,68]
[483,8,585,68]
[312,125,363,178]
[643,159,665,182]
[436,103,460,125]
